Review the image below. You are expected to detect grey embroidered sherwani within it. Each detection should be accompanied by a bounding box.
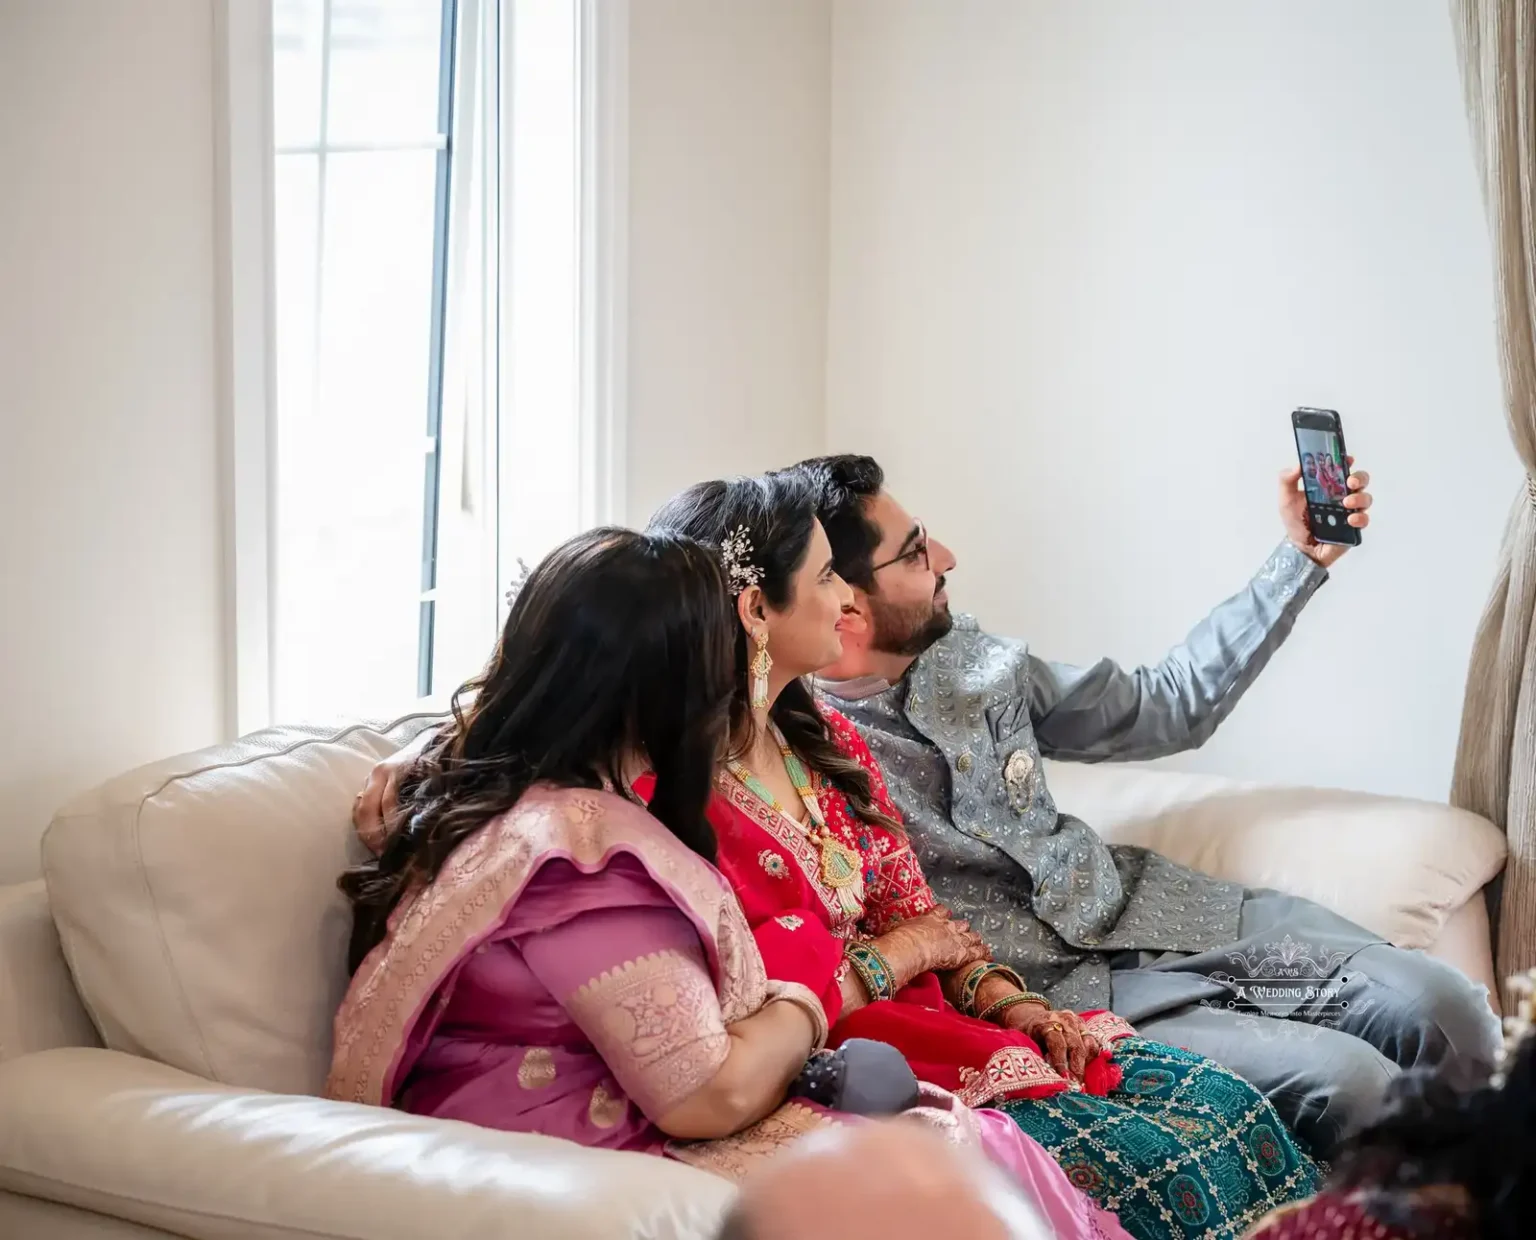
[821,542,1500,1153]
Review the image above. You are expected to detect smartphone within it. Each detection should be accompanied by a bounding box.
[1291,407,1361,546]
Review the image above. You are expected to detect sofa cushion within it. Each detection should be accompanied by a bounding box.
[42,715,442,1095]
[0,880,101,1061]
[1043,760,1508,950]
[0,1049,733,1240]
[40,718,1506,1099]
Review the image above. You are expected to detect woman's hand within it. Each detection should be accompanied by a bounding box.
[1002,1004,1100,1083]
[353,731,436,842]
[654,997,819,1141]
[879,908,990,981]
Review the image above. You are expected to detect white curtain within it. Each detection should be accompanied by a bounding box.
[1450,0,1536,1006]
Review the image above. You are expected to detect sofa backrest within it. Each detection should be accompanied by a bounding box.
[42,715,443,1095]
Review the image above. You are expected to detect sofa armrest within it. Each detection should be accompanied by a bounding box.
[0,881,100,1061]
[1042,761,1507,951]
[0,1049,733,1240]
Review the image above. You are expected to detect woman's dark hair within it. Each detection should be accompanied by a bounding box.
[649,473,896,831]
[338,527,737,972]
[781,455,887,591]
[1327,1035,1534,1239]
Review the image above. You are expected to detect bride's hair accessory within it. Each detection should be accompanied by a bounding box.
[504,557,533,609]
[720,526,763,596]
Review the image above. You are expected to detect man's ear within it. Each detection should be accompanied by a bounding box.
[839,587,873,637]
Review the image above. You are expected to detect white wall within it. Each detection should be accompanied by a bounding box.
[0,0,1507,887]
[0,0,833,882]
[826,0,1516,801]
[625,0,831,523]
[0,0,227,883]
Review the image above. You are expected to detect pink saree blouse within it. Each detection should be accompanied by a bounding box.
[327,784,770,1157]
[398,854,726,1150]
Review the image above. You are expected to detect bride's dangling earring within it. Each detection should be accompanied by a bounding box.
[750,629,772,712]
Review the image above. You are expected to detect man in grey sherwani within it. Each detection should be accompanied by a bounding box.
[790,453,1499,1156]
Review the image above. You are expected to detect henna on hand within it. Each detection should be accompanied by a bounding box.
[875,910,989,988]
[1004,1005,1099,1082]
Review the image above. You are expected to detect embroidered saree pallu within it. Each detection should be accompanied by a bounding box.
[325,784,775,1154]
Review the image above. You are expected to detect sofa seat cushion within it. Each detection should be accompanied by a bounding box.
[0,1049,731,1240]
[43,716,442,1095]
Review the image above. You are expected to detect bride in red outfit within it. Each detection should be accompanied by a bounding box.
[645,476,1127,1108]
[648,472,1321,1240]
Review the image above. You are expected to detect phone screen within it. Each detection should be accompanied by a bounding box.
[1294,426,1348,507]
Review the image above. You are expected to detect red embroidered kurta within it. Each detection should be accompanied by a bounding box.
[696,708,1131,1106]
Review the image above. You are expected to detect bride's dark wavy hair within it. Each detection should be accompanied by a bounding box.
[338,527,737,972]
[649,473,897,831]
[1327,1034,1535,1239]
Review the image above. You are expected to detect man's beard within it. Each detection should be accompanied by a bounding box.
[870,577,954,658]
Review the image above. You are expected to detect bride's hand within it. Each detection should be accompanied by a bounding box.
[1002,1005,1100,1083]
[879,909,989,980]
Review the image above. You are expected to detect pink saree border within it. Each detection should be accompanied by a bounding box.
[325,785,767,1106]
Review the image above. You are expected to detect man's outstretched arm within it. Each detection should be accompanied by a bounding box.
[1028,463,1371,763]
[1028,541,1324,763]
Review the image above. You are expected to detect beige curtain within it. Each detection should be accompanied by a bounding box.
[1450,0,1536,1005]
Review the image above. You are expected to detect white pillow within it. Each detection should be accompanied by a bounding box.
[1043,760,1507,950]
[43,715,443,1094]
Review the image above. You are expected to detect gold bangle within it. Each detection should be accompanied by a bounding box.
[957,962,992,1016]
[958,962,1030,1017]
[976,991,1049,1024]
[985,964,1028,993]
[765,980,830,1051]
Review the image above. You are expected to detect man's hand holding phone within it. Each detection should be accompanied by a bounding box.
[1279,457,1372,569]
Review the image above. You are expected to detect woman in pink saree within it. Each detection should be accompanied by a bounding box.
[327,527,1131,1240]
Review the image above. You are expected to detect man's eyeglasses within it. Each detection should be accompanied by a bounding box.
[870,521,931,574]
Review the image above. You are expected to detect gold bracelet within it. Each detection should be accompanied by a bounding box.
[957,962,1030,1017]
[986,964,1028,993]
[765,980,830,1051]
[977,991,1050,1024]
[957,963,992,1016]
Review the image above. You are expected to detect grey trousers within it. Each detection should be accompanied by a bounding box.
[1108,890,1502,1156]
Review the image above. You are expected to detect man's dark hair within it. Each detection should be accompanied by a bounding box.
[779,454,886,590]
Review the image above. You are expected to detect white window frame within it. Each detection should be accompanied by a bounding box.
[578,0,629,533]
[212,0,629,737]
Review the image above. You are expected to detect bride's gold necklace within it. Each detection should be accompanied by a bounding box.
[727,724,864,919]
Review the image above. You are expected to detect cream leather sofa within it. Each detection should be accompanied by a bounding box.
[0,716,1509,1240]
